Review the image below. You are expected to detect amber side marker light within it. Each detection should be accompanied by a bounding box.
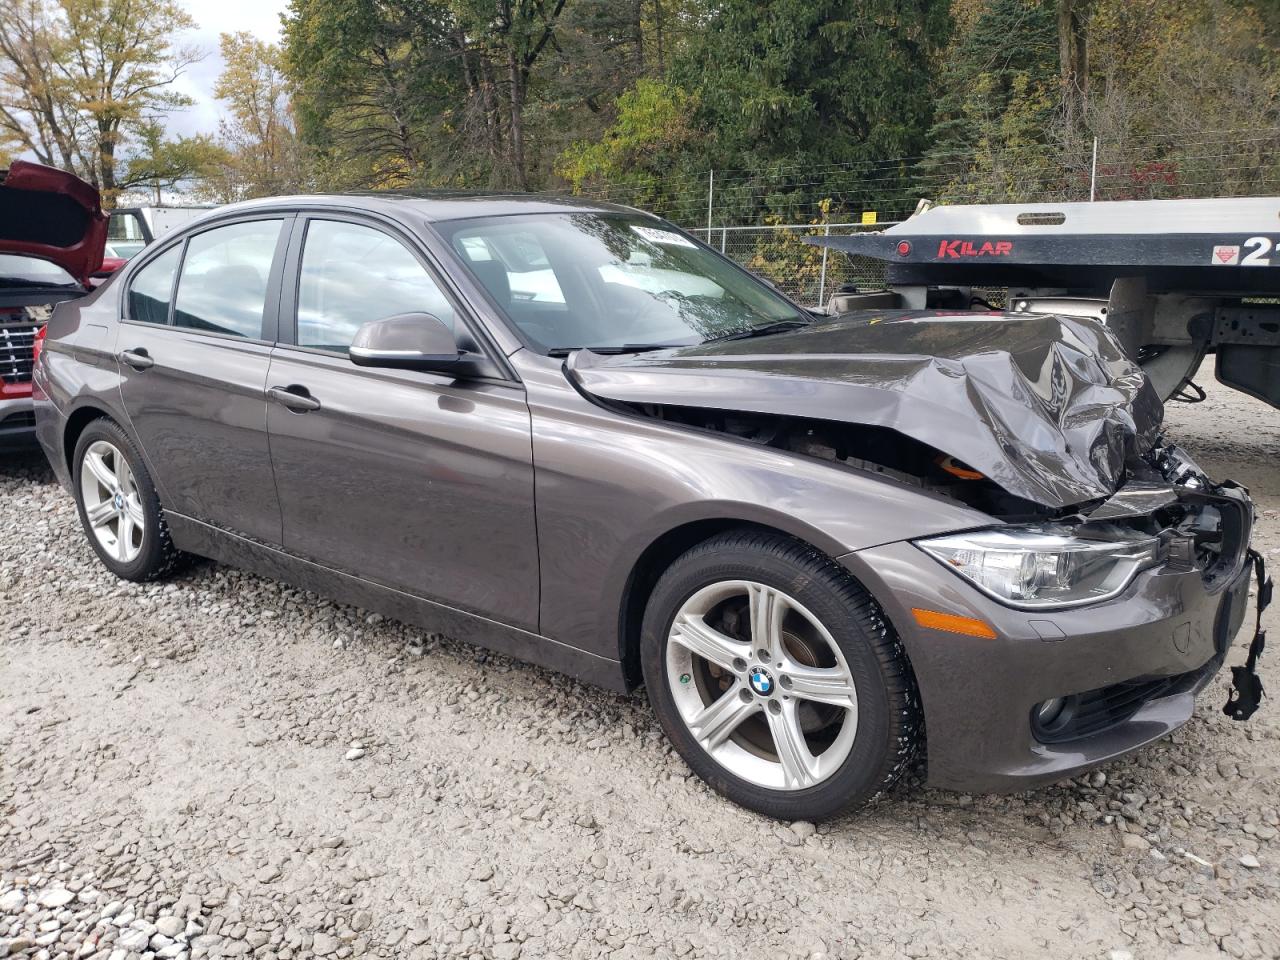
[911,607,998,639]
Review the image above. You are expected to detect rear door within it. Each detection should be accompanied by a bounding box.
[264,214,540,629]
[115,215,292,544]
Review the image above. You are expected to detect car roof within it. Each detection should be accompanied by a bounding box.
[214,192,647,223]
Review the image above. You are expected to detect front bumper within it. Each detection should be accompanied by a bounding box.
[842,485,1255,793]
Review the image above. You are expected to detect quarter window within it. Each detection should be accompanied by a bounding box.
[296,219,455,352]
[173,220,283,339]
[126,245,181,325]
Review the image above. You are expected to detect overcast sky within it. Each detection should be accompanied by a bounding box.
[167,0,289,139]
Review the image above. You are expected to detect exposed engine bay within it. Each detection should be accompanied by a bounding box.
[627,402,1246,571]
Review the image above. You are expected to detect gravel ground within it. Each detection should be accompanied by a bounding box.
[2,362,1279,960]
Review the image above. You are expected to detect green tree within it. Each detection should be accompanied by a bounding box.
[556,79,699,204]
[1082,0,1280,199]
[0,0,203,203]
[919,0,1061,203]
[208,32,306,200]
[124,121,230,202]
[284,0,586,190]
[666,0,951,221]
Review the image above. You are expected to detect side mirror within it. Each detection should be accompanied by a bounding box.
[349,313,482,377]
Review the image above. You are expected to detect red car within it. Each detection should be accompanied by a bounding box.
[0,160,107,446]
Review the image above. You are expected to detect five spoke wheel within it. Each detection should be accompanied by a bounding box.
[79,439,145,564]
[666,580,859,791]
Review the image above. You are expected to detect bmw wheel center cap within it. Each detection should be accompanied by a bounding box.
[748,666,774,696]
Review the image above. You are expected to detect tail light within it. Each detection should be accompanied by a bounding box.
[32,324,47,366]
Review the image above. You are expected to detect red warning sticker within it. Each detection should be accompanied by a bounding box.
[1212,245,1240,265]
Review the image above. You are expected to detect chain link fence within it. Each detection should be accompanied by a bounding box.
[693,222,900,307]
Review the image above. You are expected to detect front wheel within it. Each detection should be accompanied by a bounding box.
[72,418,187,582]
[640,530,921,821]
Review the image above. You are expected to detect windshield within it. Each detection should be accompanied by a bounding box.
[0,254,78,287]
[436,213,807,353]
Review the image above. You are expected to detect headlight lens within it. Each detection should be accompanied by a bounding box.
[916,525,1162,609]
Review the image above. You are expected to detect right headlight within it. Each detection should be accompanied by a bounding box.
[916,525,1162,609]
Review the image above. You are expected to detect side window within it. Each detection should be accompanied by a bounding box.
[296,219,456,352]
[173,219,283,339]
[126,245,181,325]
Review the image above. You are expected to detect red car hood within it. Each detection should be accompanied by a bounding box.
[0,160,107,285]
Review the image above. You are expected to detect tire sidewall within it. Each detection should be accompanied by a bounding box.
[641,538,900,821]
[72,419,168,581]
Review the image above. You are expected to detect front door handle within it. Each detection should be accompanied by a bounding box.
[267,385,321,413]
[119,348,154,371]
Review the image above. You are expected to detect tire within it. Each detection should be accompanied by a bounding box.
[72,418,187,582]
[640,529,921,821]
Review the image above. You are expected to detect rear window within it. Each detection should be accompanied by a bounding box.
[0,254,77,287]
[173,220,283,339]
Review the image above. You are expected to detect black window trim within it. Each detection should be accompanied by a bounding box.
[120,213,296,347]
[276,209,517,384]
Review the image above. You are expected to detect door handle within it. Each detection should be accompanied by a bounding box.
[267,385,321,413]
[119,348,154,370]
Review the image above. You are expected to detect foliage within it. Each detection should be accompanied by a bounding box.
[918,0,1280,204]
[745,200,833,303]
[282,0,603,191]
[5,0,1280,221]
[666,0,951,221]
[556,80,699,199]
[1082,0,1280,199]
[124,122,231,203]
[919,0,1061,202]
[203,32,307,201]
[0,0,203,203]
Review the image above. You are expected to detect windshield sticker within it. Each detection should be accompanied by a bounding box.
[631,225,698,248]
[1212,245,1241,265]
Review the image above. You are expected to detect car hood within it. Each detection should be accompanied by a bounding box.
[0,160,107,285]
[566,310,1164,510]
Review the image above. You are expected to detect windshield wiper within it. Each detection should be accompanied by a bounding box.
[702,319,810,344]
[547,343,684,357]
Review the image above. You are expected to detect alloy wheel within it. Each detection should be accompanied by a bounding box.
[79,439,145,564]
[665,580,859,791]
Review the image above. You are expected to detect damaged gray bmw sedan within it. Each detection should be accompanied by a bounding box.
[32,195,1270,820]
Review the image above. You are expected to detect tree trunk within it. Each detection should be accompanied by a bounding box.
[478,57,505,187]
[1058,0,1090,128]
[654,0,664,76]
[633,0,645,74]
[98,123,117,203]
[506,49,527,191]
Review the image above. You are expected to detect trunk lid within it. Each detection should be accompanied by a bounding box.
[0,160,108,286]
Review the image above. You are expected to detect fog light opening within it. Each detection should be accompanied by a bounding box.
[1031,695,1077,740]
[1036,697,1066,725]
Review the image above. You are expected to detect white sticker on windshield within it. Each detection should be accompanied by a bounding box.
[630,225,697,248]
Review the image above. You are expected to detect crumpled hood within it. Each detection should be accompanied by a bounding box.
[0,160,107,285]
[566,311,1164,509]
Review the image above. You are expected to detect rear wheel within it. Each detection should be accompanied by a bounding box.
[72,418,186,581]
[640,530,921,821]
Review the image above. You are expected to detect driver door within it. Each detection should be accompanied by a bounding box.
[264,215,540,630]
